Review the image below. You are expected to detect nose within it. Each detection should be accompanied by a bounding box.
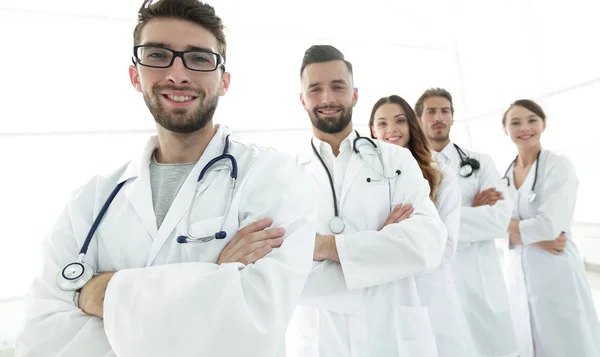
[166,57,191,85]
[320,88,335,105]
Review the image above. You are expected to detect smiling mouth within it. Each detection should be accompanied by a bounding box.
[317,107,341,116]
[163,94,197,103]
[519,134,534,140]
[386,136,402,142]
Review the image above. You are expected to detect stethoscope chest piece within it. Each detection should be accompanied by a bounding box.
[528,191,537,203]
[56,261,94,291]
[459,164,473,177]
[329,217,345,234]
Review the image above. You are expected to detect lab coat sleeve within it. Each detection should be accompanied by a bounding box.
[334,149,447,290]
[102,151,317,357]
[14,179,116,357]
[459,153,512,242]
[435,165,462,263]
[519,155,578,245]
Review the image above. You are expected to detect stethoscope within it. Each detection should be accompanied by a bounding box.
[453,144,481,178]
[56,135,238,291]
[502,150,541,203]
[311,131,401,235]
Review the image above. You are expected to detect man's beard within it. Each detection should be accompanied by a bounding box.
[143,85,218,134]
[309,104,352,134]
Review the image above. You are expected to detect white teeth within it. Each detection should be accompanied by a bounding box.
[167,95,194,102]
[319,109,339,114]
[387,137,400,141]
[520,135,532,139]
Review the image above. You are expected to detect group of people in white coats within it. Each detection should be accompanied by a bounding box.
[13,1,600,357]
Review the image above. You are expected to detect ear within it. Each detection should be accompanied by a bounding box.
[129,65,142,92]
[352,87,358,106]
[218,71,231,96]
[541,119,547,132]
[300,92,307,110]
[503,126,509,136]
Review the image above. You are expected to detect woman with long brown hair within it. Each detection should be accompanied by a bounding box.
[369,95,476,357]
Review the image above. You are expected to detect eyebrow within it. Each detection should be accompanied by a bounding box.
[376,114,406,121]
[308,79,348,89]
[140,42,215,52]
[511,115,537,121]
[426,106,451,110]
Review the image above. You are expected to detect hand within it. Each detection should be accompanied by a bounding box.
[217,218,285,265]
[472,188,504,207]
[78,271,116,318]
[381,204,414,229]
[314,234,339,262]
[535,232,567,255]
[509,233,522,244]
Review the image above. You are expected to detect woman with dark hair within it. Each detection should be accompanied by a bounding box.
[502,99,600,357]
[369,95,476,357]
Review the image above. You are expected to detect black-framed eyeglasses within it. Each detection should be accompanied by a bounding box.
[132,45,225,72]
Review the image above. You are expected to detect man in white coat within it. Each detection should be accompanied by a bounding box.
[15,1,317,356]
[286,45,448,357]
[415,87,519,357]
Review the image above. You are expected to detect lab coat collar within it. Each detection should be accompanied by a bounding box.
[117,124,232,266]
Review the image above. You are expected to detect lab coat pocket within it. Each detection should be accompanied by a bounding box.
[182,216,228,261]
[393,306,437,357]
[459,177,480,204]
[478,254,510,313]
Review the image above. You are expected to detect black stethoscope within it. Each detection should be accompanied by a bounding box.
[453,144,481,178]
[56,135,238,292]
[311,131,401,235]
[502,150,541,203]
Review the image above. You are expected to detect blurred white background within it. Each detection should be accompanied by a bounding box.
[1,0,599,354]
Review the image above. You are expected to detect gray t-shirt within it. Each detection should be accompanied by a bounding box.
[149,155,196,228]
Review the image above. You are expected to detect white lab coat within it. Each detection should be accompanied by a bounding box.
[15,125,317,357]
[414,163,478,357]
[286,133,448,357]
[504,149,600,357]
[435,142,519,357]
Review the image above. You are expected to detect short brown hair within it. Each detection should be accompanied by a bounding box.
[501,99,546,125]
[133,0,227,61]
[414,88,455,118]
[300,45,353,78]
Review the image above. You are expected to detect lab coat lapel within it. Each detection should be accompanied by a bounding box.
[145,126,228,266]
[340,153,364,206]
[120,137,159,240]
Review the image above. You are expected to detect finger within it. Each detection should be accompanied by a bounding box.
[239,244,273,265]
[225,218,273,252]
[388,206,410,222]
[396,207,415,222]
[233,237,283,262]
[397,204,413,216]
[392,204,404,213]
[228,227,285,258]
[237,218,273,239]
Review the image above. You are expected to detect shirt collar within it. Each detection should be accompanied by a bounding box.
[118,124,230,182]
[311,130,358,158]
